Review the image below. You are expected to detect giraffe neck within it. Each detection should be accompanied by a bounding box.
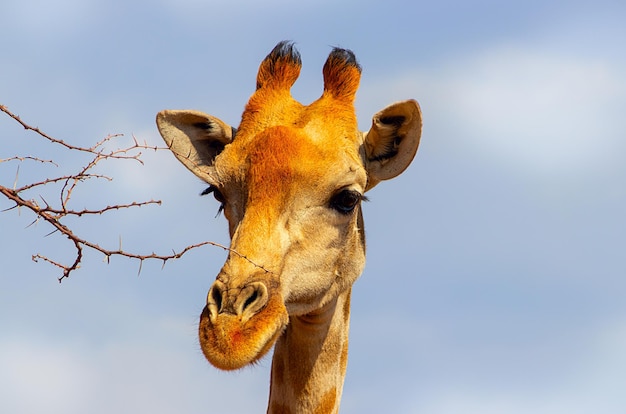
[267,288,352,414]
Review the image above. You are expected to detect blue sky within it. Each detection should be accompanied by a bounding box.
[1,1,625,413]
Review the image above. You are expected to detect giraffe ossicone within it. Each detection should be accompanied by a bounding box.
[157,41,422,414]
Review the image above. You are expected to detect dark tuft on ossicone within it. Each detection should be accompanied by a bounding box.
[256,41,302,90]
[267,41,302,67]
[326,47,361,72]
[322,47,362,100]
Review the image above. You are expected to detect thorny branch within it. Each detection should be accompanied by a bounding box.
[0,104,269,282]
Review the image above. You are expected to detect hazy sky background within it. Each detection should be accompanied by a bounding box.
[1,1,625,413]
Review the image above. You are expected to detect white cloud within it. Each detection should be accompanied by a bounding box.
[0,337,94,414]
[366,43,626,178]
[402,319,626,414]
[449,48,623,172]
[0,316,270,414]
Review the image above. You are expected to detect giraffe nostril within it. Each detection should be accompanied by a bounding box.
[210,285,223,311]
[207,281,226,321]
[237,282,269,322]
[243,289,259,312]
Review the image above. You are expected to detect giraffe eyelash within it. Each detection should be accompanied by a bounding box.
[201,185,226,217]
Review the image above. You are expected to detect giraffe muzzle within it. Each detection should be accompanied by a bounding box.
[199,278,288,371]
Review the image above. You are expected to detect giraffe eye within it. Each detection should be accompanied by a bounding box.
[330,189,363,215]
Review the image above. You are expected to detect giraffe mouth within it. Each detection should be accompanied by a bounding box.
[198,293,289,370]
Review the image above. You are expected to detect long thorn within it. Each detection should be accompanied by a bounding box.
[13,165,20,189]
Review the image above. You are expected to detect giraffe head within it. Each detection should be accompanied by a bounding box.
[156,42,421,370]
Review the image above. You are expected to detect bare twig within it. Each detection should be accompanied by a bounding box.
[1,105,151,160]
[1,105,270,281]
[0,156,58,166]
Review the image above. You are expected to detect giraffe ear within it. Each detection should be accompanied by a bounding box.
[156,110,235,183]
[363,100,422,191]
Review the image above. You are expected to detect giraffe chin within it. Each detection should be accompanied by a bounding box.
[198,294,289,371]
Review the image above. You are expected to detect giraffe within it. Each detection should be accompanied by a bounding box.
[156,41,422,413]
